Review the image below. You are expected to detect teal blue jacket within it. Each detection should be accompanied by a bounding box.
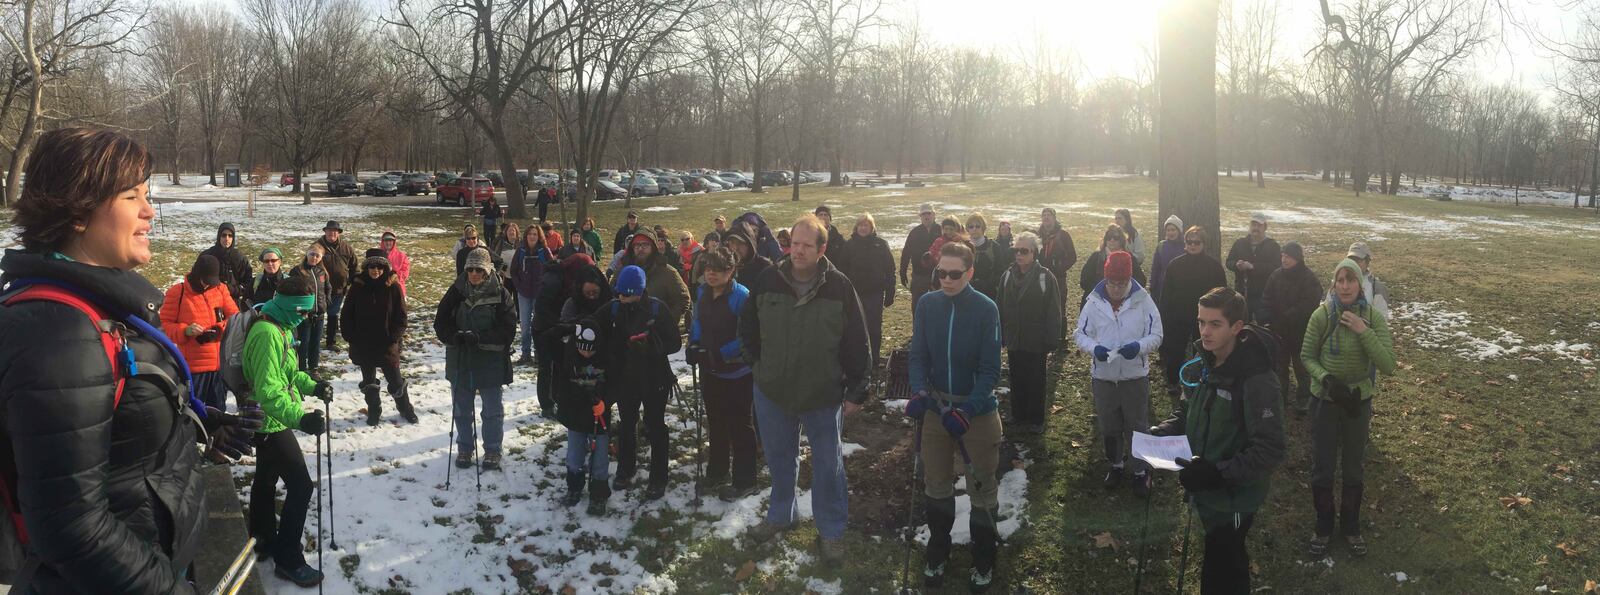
[909,285,1003,417]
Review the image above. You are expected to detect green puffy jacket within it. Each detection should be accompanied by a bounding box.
[243,318,317,434]
[1301,259,1397,401]
[737,256,872,414]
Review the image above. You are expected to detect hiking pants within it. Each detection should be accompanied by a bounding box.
[703,372,758,489]
[1092,377,1151,469]
[615,385,669,483]
[920,409,1003,510]
[248,430,313,569]
[1197,506,1255,595]
[1309,397,1372,488]
[1008,350,1049,426]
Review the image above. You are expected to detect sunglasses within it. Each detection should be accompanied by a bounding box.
[934,268,968,280]
[1185,240,1204,246]
[1013,248,1032,255]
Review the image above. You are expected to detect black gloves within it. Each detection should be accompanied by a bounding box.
[312,380,334,403]
[195,327,221,344]
[686,343,709,367]
[1177,457,1226,492]
[299,410,326,436]
[202,406,264,460]
[455,330,480,348]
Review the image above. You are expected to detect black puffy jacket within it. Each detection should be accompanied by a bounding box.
[0,250,206,594]
[834,233,894,297]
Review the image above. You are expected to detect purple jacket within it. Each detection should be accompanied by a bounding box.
[510,245,550,299]
[1150,239,1185,302]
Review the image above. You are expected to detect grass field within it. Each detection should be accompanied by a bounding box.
[3,174,1597,594]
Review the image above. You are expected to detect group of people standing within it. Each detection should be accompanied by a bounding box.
[0,127,1404,594]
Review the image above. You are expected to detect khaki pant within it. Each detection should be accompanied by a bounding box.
[920,410,1003,509]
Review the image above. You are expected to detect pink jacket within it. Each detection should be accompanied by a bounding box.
[385,246,412,295]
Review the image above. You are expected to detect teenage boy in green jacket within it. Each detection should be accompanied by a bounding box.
[243,275,333,588]
[1151,287,1285,595]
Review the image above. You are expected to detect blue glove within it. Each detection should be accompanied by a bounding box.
[905,392,930,419]
[1093,345,1111,362]
[941,408,970,437]
[1118,342,1141,360]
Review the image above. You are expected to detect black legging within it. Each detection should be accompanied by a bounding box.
[248,430,313,568]
[1008,350,1048,425]
[703,372,757,488]
[615,385,669,483]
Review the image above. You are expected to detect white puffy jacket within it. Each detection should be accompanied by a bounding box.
[1074,279,1164,381]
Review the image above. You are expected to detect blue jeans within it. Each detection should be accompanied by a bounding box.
[192,371,229,411]
[753,385,848,539]
[296,315,323,371]
[452,374,505,455]
[566,430,610,480]
[518,294,536,359]
[325,294,346,347]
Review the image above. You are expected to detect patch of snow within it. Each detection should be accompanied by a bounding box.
[1390,571,1408,582]
[642,206,678,212]
[1391,301,1593,365]
[408,227,451,235]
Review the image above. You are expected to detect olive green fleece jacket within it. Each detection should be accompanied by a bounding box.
[1300,258,1397,400]
[243,318,318,433]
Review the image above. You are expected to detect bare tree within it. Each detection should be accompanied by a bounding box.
[189,7,237,186]
[782,0,880,185]
[717,0,793,193]
[244,0,379,203]
[139,6,192,185]
[388,0,566,218]
[0,0,145,206]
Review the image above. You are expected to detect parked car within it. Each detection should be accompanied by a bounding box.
[398,173,432,195]
[384,171,405,180]
[717,171,751,188]
[594,179,628,201]
[597,169,620,181]
[327,173,360,197]
[655,176,685,195]
[482,171,504,187]
[799,171,823,184]
[696,175,728,191]
[363,175,400,196]
[620,174,659,197]
[280,173,298,186]
[436,176,495,207]
[682,175,711,192]
[759,170,792,186]
[435,172,459,188]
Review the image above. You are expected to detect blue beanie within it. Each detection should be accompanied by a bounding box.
[615,265,647,296]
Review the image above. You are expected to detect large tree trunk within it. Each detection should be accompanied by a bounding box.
[2,82,44,208]
[1157,0,1220,260]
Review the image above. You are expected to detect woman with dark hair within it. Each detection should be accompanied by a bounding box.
[0,127,255,593]
[1079,224,1146,310]
[160,253,240,411]
[511,226,551,367]
[481,195,501,245]
[581,217,604,255]
[1114,208,1146,263]
[343,248,416,425]
[289,244,330,371]
[687,247,759,501]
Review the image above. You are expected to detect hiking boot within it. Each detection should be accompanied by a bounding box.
[717,483,760,502]
[643,481,667,501]
[969,567,994,593]
[816,536,846,563]
[517,355,534,367]
[745,521,790,546]
[455,450,474,469]
[480,452,502,471]
[274,563,324,588]
[1131,470,1151,499]
[923,561,946,587]
[1345,535,1368,557]
[361,382,382,426]
[561,472,585,507]
[586,479,611,516]
[1103,466,1124,490]
[1307,535,1330,557]
[611,473,634,492]
[393,383,419,423]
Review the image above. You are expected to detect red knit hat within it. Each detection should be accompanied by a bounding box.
[1104,250,1133,282]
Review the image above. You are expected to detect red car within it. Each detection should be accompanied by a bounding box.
[280,173,297,186]
[435,177,495,207]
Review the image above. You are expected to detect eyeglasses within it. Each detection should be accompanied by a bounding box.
[262,258,281,263]
[934,268,967,280]
[1185,240,1203,246]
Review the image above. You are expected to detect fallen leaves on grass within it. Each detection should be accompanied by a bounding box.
[1091,531,1118,551]
[1484,379,1503,386]
[1069,441,1082,448]
[1583,579,1595,593]
[735,560,757,582]
[1557,542,1581,558]
[1049,405,1065,415]
[1459,423,1475,431]
[1499,494,1533,510]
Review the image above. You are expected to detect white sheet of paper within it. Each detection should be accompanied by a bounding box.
[1132,432,1194,471]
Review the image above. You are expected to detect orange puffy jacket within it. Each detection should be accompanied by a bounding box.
[159,281,239,373]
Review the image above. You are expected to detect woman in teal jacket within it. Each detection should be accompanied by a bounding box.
[1300,258,1396,557]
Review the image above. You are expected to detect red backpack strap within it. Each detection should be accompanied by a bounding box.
[3,286,127,409]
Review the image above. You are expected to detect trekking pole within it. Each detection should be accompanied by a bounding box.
[315,419,324,595]
[1174,496,1195,595]
[208,537,257,595]
[446,347,458,490]
[897,416,924,595]
[468,367,480,493]
[1132,485,1154,594]
[325,415,337,552]
[689,361,704,508]
[953,436,997,532]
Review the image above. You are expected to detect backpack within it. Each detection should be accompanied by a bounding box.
[219,305,267,403]
[0,279,207,587]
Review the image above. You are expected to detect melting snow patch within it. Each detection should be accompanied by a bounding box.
[642,206,678,212]
[1390,571,1408,582]
[1391,301,1594,364]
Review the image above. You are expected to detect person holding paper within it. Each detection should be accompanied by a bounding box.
[906,241,1004,592]
[1149,287,1284,595]
[1074,250,1163,497]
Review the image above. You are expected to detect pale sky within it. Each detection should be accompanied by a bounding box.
[892,0,1581,99]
